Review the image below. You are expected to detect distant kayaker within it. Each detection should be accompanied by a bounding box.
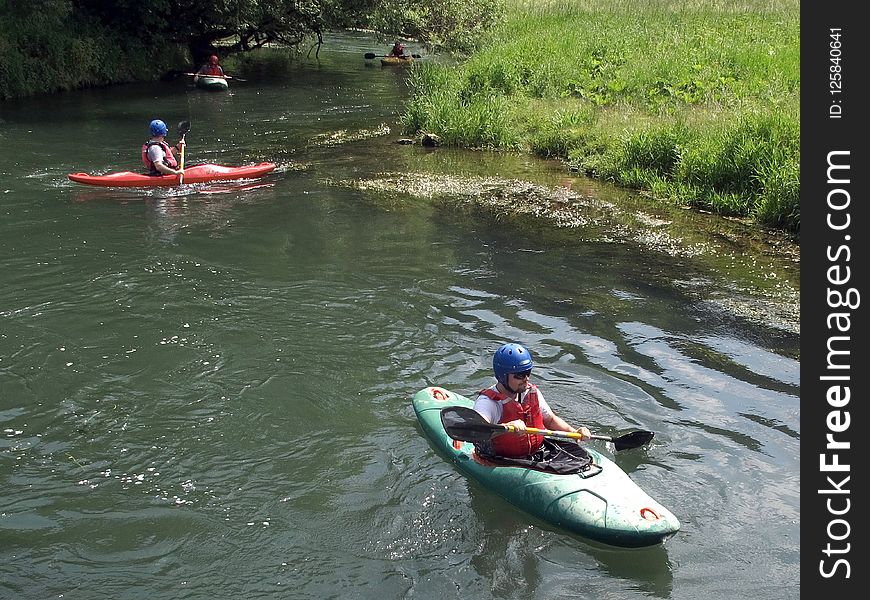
[142,119,185,176]
[197,54,225,77]
[389,41,408,58]
[474,343,592,459]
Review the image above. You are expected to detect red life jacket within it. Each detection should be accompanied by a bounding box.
[480,384,545,457]
[202,65,223,76]
[141,140,178,175]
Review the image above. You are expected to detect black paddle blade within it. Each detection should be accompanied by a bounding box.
[177,120,191,136]
[364,52,377,59]
[611,430,654,451]
[440,406,503,443]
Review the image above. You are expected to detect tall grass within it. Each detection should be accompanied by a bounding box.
[402,0,800,234]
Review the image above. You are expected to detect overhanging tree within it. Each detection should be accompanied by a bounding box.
[71,0,499,64]
[73,0,327,63]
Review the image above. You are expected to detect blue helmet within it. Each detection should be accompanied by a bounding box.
[493,343,534,386]
[149,119,168,136]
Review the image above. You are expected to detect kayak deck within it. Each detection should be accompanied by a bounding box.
[412,386,680,548]
[194,75,229,90]
[68,162,276,188]
[381,56,414,66]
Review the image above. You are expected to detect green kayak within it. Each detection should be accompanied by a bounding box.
[412,386,680,548]
[194,74,229,91]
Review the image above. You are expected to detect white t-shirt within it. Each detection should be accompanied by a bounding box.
[147,143,169,166]
[473,384,555,424]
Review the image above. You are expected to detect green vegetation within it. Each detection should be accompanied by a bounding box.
[364,0,501,52]
[402,0,800,234]
[0,0,184,99]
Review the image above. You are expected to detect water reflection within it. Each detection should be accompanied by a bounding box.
[465,482,674,598]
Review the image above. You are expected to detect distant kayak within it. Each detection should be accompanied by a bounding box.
[68,162,276,188]
[381,56,414,66]
[194,75,229,91]
[412,386,681,548]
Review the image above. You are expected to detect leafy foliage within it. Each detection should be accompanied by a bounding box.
[364,0,502,52]
[72,0,327,63]
[1,0,501,98]
[0,0,183,99]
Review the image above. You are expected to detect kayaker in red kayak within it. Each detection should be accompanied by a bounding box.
[197,54,225,77]
[474,343,591,459]
[142,119,185,176]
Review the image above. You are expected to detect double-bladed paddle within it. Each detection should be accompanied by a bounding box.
[177,120,190,184]
[440,405,654,451]
[364,52,422,59]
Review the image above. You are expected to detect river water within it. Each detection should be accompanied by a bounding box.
[1,33,799,600]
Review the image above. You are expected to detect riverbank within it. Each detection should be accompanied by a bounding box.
[400,0,799,236]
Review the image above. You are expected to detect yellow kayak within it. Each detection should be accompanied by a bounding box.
[380,56,414,66]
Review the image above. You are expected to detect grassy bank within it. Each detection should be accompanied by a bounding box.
[402,0,800,235]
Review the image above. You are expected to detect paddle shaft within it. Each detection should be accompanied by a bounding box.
[504,423,619,443]
[364,52,422,59]
[440,406,654,451]
[503,423,582,441]
[177,120,190,184]
[178,139,186,183]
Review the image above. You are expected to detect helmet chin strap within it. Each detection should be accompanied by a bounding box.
[501,378,521,397]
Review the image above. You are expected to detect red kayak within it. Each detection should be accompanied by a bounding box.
[68,162,276,188]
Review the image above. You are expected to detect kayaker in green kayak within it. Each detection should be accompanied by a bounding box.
[196,54,225,78]
[473,343,592,471]
[142,119,185,176]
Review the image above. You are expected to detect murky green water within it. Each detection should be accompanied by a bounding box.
[1,33,798,599]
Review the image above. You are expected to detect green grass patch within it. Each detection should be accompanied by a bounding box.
[403,0,800,235]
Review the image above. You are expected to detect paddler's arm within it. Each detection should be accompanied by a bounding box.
[154,158,184,176]
[154,141,186,175]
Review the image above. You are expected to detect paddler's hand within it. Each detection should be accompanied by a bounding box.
[506,419,528,433]
[175,140,186,152]
[572,425,592,441]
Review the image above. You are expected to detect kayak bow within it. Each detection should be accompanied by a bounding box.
[194,75,229,91]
